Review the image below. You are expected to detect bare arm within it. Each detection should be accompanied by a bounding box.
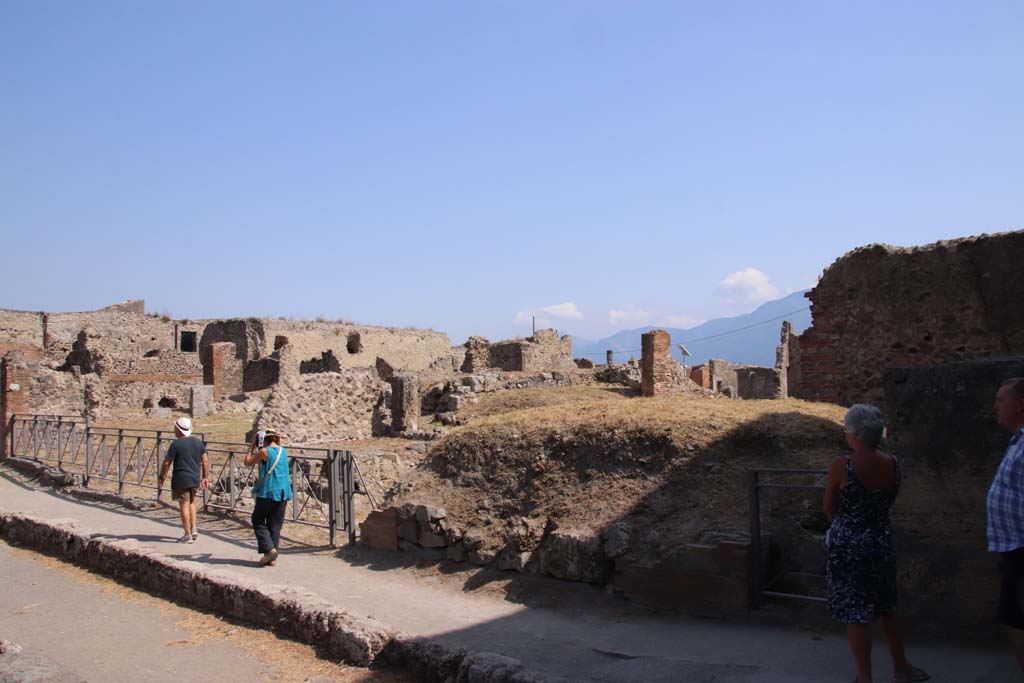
[243,440,267,468]
[823,456,846,522]
[158,457,172,487]
[200,453,210,490]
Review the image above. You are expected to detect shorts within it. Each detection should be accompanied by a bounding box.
[171,487,197,503]
[999,548,1024,630]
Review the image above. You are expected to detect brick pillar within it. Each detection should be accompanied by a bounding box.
[203,342,243,400]
[641,330,672,397]
[606,350,614,365]
[390,374,420,432]
[1,352,32,458]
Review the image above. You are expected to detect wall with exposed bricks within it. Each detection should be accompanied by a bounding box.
[792,230,1024,405]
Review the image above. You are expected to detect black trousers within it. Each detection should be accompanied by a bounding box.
[252,497,287,554]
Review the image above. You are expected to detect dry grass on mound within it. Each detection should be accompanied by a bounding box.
[398,393,847,559]
[458,385,636,421]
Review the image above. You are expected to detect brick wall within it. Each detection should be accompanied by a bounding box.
[641,330,672,397]
[793,230,1024,405]
[1,353,33,457]
[688,364,710,388]
[203,342,244,400]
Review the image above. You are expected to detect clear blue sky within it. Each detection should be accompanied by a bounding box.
[2,2,1021,344]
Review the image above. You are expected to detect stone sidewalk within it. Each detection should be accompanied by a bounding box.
[0,471,1016,683]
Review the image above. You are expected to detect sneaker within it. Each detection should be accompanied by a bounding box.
[191,529,199,541]
[259,548,278,565]
[177,534,194,544]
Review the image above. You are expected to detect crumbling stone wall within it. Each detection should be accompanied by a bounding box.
[883,356,1024,626]
[477,330,574,373]
[198,319,265,362]
[299,350,341,374]
[708,359,781,399]
[252,369,389,444]
[689,364,710,389]
[125,350,202,375]
[793,230,1024,405]
[735,366,782,399]
[258,320,451,373]
[0,309,45,360]
[459,337,490,373]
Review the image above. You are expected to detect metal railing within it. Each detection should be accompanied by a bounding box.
[748,468,828,607]
[6,414,373,546]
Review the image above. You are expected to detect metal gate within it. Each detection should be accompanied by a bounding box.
[6,414,373,546]
[748,467,828,607]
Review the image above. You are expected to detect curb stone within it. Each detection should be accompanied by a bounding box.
[0,510,570,682]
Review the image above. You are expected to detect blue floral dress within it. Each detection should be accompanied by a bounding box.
[826,453,901,624]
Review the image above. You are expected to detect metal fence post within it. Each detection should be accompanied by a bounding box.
[117,429,125,495]
[56,417,64,468]
[84,417,92,486]
[748,470,762,610]
[291,458,299,522]
[344,451,355,544]
[31,415,38,458]
[327,450,340,547]
[229,454,238,511]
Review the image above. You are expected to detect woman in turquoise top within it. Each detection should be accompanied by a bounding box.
[244,429,292,566]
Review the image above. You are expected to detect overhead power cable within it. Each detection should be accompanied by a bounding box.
[575,305,810,358]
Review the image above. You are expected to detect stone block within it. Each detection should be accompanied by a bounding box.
[146,407,172,419]
[359,509,399,551]
[397,520,419,543]
[418,531,447,548]
[537,529,611,584]
[190,385,215,418]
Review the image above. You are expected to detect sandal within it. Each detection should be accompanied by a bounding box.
[893,665,929,683]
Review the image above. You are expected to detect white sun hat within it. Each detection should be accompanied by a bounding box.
[174,416,193,437]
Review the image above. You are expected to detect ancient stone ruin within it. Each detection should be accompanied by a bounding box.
[783,230,1024,405]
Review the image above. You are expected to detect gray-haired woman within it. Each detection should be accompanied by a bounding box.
[823,404,928,683]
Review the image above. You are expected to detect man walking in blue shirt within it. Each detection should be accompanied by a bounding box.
[988,377,1024,670]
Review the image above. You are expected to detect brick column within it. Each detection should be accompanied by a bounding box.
[641,330,672,397]
[202,342,243,400]
[1,352,32,458]
[390,374,420,432]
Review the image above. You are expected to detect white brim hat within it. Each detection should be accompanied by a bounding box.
[175,416,193,437]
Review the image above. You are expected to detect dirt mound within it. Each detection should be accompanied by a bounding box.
[392,395,846,563]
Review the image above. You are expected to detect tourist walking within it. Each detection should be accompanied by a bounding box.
[987,377,1024,671]
[157,417,209,544]
[823,404,928,683]
[245,428,292,566]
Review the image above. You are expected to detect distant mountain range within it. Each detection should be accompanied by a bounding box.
[570,290,812,368]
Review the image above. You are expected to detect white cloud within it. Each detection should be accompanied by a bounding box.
[716,267,780,305]
[661,315,705,329]
[513,301,583,325]
[608,305,652,327]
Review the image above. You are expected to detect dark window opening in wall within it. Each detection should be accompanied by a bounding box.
[158,397,177,408]
[347,332,362,354]
[180,331,197,352]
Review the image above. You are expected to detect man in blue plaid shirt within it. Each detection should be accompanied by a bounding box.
[988,377,1024,670]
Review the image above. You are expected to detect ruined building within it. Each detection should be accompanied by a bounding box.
[782,230,1024,405]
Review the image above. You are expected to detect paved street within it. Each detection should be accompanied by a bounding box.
[1,471,1019,682]
[0,538,408,683]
